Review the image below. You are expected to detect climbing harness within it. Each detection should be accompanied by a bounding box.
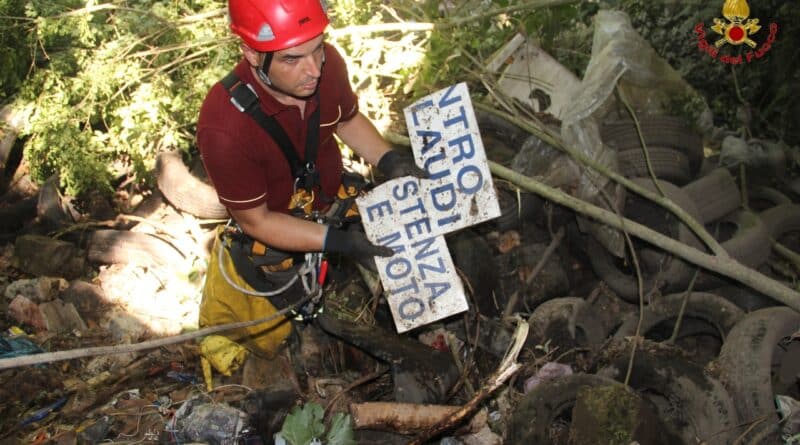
[215,71,364,321]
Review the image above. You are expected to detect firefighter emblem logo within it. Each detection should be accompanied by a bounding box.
[694,0,778,64]
[711,0,760,48]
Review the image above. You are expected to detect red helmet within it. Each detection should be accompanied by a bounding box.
[229,0,330,52]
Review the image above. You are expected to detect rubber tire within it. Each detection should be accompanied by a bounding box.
[506,373,625,444]
[527,297,606,352]
[617,147,692,185]
[613,292,743,363]
[585,178,704,303]
[156,151,228,219]
[88,229,184,267]
[716,307,800,444]
[601,115,703,175]
[599,342,738,445]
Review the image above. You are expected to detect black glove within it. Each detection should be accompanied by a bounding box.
[377,150,429,180]
[324,227,394,271]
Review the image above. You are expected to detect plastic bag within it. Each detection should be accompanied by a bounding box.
[560,10,709,256]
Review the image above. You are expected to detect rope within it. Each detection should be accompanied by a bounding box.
[0,294,313,371]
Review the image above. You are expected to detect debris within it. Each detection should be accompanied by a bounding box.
[168,394,248,445]
[19,396,68,427]
[777,395,800,441]
[523,362,573,394]
[4,277,67,302]
[0,329,43,358]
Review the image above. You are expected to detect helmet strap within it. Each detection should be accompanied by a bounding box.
[256,52,274,86]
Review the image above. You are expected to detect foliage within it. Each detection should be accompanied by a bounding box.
[278,402,355,445]
[8,0,236,196]
[3,0,797,198]
[0,0,31,99]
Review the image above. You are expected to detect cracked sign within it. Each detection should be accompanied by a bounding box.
[357,83,501,333]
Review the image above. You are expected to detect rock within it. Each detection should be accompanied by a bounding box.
[7,295,87,333]
[38,299,87,333]
[13,235,85,279]
[104,309,150,342]
[4,277,68,302]
[8,295,46,330]
[61,280,110,326]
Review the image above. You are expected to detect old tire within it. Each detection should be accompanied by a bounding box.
[506,373,625,444]
[601,115,703,176]
[613,292,744,363]
[617,147,692,185]
[527,297,606,353]
[88,229,184,268]
[156,151,228,219]
[599,342,738,445]
[715,307,800,444]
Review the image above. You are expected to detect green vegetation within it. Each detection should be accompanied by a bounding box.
[0,0,797,199]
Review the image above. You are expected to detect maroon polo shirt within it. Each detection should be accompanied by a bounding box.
[197,43,358,213]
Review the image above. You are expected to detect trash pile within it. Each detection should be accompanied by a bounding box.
[2,9,800,445]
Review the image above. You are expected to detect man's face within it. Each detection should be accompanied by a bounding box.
[265,34,325,98]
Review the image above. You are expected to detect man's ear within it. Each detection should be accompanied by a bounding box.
[241,44,261,67]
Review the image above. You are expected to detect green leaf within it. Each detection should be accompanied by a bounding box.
[280,403,325,445]
[325,413,356,445]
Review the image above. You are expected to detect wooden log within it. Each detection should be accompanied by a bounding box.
[350,402,486,435]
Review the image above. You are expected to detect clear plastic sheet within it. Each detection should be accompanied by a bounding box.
[560,10,708,256]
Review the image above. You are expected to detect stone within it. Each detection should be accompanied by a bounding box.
[8,295,45,330]
[38,299,87,333]
[13,235,85,279]
[4,277,68,302]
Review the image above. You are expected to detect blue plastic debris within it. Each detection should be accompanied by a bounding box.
[0,334,44,359]
[20,396,68,426]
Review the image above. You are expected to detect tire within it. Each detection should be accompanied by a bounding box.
[527,297,606,352]
[681,168,741,225]
[88,229,184,267]
[617,147,692,185]
[599,342,738,445]
[506,373,625,444]
[613,292,744,363]
[585,178,703,302]
[156,151,228,219]
[759,203,800,240]
[716,307,800,444]
[476,110,528,168]
[446,229,499,316]
[601,115,703,175]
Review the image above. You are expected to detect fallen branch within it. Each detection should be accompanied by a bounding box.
[489,161,800,311]
[350,402,487,435]
[407,318,528,445]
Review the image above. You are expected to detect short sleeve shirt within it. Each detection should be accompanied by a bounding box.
[197,43,358,213]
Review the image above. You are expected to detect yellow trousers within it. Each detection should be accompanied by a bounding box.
[199,228,293,358]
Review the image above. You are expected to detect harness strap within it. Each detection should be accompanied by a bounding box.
[220,71,321,191]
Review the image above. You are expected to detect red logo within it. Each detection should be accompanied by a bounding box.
[694,0,778,64]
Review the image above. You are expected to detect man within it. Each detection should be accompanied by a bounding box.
[195,0,425,379]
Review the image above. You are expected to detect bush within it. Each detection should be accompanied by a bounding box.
[11,0,237,196]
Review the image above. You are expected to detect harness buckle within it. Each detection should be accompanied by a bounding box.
[229,83,259,113]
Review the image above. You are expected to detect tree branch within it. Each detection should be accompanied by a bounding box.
[489,162,800,311]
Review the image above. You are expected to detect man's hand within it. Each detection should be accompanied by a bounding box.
[377,150,429,180]
[324,227,394,271]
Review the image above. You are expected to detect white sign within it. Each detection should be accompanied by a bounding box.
[357,83,501,333]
